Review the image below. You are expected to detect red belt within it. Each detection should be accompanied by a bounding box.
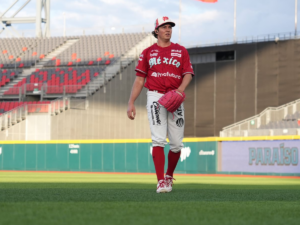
[149,89,166,94]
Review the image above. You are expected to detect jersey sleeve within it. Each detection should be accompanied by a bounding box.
[136,71,146,77]
[181,48,194,76]
[135,49,148,76]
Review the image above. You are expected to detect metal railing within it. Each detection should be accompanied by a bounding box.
[221,98,300,137]
[185,31,299,49]
[0,104,27,130]
[50,97,70,115]
[0,97,70,131]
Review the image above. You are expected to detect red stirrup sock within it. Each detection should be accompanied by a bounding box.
[152,146,165,181]
[166,150,181,177]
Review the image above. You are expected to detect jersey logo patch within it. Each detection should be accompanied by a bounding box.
[171,49,182,53]
[171,53,181,57]
[139,54,143,61]
[151,72,181,79]
[151,72,158,77]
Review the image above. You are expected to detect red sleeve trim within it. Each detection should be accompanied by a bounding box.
[182,72,194,76]
[135,68,147,75]
[136,71,146,77]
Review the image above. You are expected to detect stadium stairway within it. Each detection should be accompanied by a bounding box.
[75,34,153,96]
[221,98,300,137]
[0,39,79,98]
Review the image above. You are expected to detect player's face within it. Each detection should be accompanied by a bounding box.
[157,24,172,41]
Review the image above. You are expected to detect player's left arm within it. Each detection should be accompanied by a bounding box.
[177,74,192,92]
[177,48,194,93]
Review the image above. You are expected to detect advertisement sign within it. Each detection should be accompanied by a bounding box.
[221,141,300,174]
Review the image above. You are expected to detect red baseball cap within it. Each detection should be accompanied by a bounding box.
[154,16,175,29]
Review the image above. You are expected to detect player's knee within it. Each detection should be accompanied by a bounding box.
[152,140,167,147]
[170,148,181,153]
[170,141,183,153]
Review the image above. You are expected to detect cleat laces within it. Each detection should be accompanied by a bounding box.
[157,180,165,189]
[165,176,176,187]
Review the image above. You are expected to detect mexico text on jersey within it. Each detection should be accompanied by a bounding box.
[135,43,194,92]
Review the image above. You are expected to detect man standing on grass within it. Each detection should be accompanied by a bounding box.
[127,16,194,193]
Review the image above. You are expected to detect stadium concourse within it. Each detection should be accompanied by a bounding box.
[0,33,154,140]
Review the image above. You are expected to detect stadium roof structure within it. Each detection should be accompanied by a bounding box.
[0,0,50,38]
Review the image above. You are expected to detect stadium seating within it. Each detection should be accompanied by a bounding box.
[45,33,146,67]
[0,101,24,114]
[221,99,300,137]
[0,33,148,98]
[0,33,146,70]
[0,69,22,87]
[3,67,104,95]
[27,101,51,113]
[0,101,51,114]
[259,112,300,129]
[0,37,66,68]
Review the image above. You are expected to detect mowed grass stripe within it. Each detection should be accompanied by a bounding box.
[0,172,299,225]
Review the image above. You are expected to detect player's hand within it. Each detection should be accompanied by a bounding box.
[127,103,136,120]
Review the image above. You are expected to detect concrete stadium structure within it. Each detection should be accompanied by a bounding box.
[1,34,300,140]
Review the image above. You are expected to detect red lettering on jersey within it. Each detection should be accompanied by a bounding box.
[163,17,169,21]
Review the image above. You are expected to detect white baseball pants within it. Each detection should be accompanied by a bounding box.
[146,90,184,153]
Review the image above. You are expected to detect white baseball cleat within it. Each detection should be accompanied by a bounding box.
[165,175,176,192]
[156,179,168,193]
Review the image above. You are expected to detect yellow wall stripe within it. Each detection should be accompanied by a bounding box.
[0,136,300,144]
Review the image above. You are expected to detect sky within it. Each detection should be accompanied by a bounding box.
[0,0,299,46]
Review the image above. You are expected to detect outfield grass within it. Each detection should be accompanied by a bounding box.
[0,172,299,225]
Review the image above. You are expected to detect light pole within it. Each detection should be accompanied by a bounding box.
[234,0,237,42]
[295,0,298,36]
[179,0,182,44]
[63,12,66,37]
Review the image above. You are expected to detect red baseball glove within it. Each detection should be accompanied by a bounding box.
[158,89,186,113]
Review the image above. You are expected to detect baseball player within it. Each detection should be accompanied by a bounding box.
[127,16,194,193]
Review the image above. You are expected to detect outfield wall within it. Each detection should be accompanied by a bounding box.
[0,139,217,174]
[0,137,299,176]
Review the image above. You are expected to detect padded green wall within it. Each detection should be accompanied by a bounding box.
[0,141,218,174]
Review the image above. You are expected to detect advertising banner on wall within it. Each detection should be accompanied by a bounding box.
[221,140,300,174]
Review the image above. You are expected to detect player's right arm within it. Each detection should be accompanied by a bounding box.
[127,48,149,120]
[127,76,145,120]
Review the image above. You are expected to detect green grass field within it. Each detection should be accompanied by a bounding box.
[0,172,299,225]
